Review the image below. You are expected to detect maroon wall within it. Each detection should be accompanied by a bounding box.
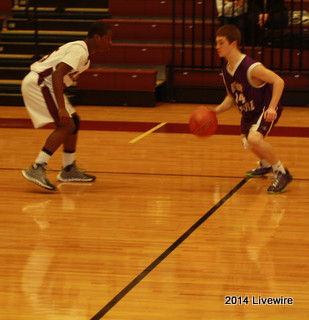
[0,0,12,14]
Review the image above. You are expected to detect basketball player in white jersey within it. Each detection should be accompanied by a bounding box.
[21,21,112,190]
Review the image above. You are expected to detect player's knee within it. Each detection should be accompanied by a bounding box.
[71,114,80,134]
[55,120,75,133]
[247,132,263,148]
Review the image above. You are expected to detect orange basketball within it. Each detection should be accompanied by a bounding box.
[189,107,218,137]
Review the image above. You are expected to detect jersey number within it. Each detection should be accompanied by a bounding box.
[235,92,246,104]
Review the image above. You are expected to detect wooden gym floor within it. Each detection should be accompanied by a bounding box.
[0,103,308,319]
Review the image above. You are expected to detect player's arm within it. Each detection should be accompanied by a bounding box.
[52,62,73,124]
[213,93,235,114]
[250,64,285,122]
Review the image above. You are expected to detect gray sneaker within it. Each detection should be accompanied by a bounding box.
[57,161,96,182]
[22,163,56,191]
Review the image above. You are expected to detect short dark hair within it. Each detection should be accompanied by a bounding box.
[216,24,241,46]
[87,21,111,38]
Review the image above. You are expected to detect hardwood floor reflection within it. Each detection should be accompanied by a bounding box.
[0,103,308,320]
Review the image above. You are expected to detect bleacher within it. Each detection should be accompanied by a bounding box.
[0,0,308,107]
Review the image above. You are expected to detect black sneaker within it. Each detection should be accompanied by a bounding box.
[57,161,96,182]
[267,169,293,194]
[246,162,273,177]
[22,163,56,191]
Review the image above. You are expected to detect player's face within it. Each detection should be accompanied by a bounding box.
[216,36,233,58]
[96,30,113,53]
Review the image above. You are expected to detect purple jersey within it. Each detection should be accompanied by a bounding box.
[222,55,279,116]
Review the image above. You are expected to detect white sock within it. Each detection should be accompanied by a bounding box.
[272,161,286,174]
[35,150,51,165]
[62,152,75,168]
[260,159,271,168]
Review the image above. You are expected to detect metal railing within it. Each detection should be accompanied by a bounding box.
[169,0,309,72]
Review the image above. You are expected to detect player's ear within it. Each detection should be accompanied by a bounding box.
[93,34,102,42]
[232,39,239,48]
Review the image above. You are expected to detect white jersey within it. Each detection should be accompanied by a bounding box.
[30,40,90,87]
[22,40,90,128]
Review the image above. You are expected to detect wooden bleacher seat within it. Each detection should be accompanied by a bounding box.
[77,68,158,92]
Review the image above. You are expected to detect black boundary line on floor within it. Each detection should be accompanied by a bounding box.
[90,177,249,320]
[2,167,309,181]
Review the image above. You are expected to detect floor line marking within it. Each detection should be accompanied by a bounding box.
[129,122,167,143]
[90,177,249,320]
[1,118,309,137]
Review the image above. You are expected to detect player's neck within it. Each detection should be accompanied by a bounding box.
[84,39,92,53]
[84,38,97,55]
[226,49,243,70]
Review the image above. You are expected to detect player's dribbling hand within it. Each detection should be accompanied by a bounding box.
[264,108,277,122]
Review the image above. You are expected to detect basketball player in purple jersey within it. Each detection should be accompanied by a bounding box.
[213,24,292,193]
[21,21,112,191]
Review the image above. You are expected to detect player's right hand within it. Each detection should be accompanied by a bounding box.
[58,108,70,125]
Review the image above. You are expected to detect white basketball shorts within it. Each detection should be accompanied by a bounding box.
[21,71,76,128]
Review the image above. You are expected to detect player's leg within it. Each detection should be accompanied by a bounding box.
[22,119,76,190]
[244,132,274,177]
[57,113,96,182]
[246,131,292,193]
[241,111,274,177]
[43,119,76,153]
[21,72,59,190]
[245,108,285,173]
[21,74,81,190]
[243,108,279,177]
[247,131,279,167]
[244,109,292,193]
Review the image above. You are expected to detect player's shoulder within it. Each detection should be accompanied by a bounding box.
[63,40,88,52]
[240,55,258,67]
[241,55,264,73]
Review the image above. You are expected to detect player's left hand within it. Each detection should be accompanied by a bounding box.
[264,108,277,122]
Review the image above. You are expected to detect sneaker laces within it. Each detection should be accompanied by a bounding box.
[63,161,85,172]
[33,162,49,171]
[271,172,281,188]
[64,162,91,177]
[74,167,88,176]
